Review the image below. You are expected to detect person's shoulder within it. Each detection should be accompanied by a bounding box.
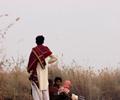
[42,45,49,48]
[42,45,50,50]
[32,46,37,50]
[32,45,38,48]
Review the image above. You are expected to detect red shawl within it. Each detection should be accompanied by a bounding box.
[27,45,52,73]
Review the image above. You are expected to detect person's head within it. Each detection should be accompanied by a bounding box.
[63,80,72,89]
[54,77,62,87]
[36,35,45,45]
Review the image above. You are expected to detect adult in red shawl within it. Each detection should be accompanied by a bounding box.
[27,43,52,73]
[27,35,57,100]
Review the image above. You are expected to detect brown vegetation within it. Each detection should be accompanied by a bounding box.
[0,63,120,100]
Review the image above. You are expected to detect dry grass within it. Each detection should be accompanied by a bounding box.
[0,64,120,100]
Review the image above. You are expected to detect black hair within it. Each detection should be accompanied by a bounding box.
[54,77,62,82]
[36,35,45,45]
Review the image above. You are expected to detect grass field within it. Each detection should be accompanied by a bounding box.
[0,64,120,100]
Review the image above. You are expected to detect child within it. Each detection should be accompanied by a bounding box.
[58,80,78,100]
[49,77,63,100]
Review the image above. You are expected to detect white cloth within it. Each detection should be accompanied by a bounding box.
[36,62,48,90]
[71,94,78,100]
[31,59,50,100]
[31,81,49,100]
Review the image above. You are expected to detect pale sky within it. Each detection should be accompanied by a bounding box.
[0,0,120,69]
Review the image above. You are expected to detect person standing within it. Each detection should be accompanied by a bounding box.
[27,35,57,100]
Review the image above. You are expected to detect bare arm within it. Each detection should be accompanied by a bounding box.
[48,55,57,64]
